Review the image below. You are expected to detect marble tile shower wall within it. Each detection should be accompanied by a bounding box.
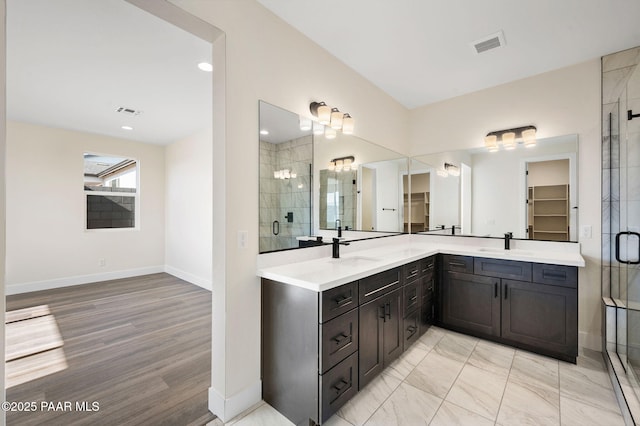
[602,47,640,301]
[259,136,313,252]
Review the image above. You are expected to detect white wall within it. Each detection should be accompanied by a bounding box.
[168,0,410,421]
[5,121,166,294]
[0,0,6,416]
[528,159,570,186]
[165,128,213,290]
[374,161,401,231]
[410,60,603,350]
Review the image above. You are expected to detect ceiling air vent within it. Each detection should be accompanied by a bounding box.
[471,30,506,55]
[115,107,142,116]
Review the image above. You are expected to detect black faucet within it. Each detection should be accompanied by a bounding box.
[332,237,350,259]
[451,225,460,235]
[504,232,513,250]
[335,219,342,237]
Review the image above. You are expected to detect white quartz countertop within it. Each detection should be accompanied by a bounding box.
[257,240,585,292]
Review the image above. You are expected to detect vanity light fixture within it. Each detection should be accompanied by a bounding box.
[330,108,343,130]
[328,156,356,172]
[309,101,355,135]
[485,125,537,151]
[444,162,460,177]
[436,169,448,178]
[312,121,325,136]
[309,101,331,125]
[342,114,355,134]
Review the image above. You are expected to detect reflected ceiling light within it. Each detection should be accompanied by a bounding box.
[273,169,296,180]
[485,125,537,152]
[310,101,331,125]
[436,169,448,177]
[328,156,355,173]
[324,127,337,139]
[299,117,312,131]
[121,125,133,131]
[310,101,355,135]
[444,163,460,177]
[330,108,343,129]
[260,129,269,135]
[197,62,213,72]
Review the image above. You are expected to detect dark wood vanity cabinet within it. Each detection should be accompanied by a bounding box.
[439,255,578,362]
[262,255,436,425]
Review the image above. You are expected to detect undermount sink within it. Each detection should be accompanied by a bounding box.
[477,247,535,256]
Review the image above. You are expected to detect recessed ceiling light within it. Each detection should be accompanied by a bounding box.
[260,129,269,135]
[121,125,133,130]
[198,62,213,72]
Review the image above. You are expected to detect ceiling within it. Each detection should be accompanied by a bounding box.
[7,0,212,145]
[257,0,640,109]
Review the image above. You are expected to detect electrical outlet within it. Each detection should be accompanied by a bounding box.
[238,230,248,249]
[98,258,106,267]
[580,225,592,239]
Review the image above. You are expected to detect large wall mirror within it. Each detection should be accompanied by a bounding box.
[259,101,406,253]
[410,134,578,241]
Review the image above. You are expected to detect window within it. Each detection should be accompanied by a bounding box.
[83,153,138,229]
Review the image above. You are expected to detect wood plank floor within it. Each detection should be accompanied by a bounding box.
[5,273,215,426]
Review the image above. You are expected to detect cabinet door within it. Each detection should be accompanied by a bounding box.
[383,289,403,365]
[501,279,577,357]
[442,271,500,337]
[359,298,384,389]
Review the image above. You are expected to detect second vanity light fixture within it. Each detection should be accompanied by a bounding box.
[484,125,537,152]
[437,162,460,178]
[327,155,356,172]
[309,101,355,138]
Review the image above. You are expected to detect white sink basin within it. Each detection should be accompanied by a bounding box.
[476,247,535,256]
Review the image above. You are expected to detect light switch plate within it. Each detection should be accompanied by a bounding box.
[238,230,248,249]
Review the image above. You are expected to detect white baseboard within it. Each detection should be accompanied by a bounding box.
[164,265,211,291]
[580,330,602,352]
[209,380,262,423]
[5,266,165,295]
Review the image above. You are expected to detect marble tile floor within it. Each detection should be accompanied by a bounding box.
[208,326,625,426]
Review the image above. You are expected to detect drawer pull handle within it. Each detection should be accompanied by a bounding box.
[425,263,434,270]
[494,282,498,298]
[333,333,349,345]
[333,379,349,394]
[542,271,567,280]
[504,284,508,300]
[409,295,418,302]
[385,302,391,320]
[449,261,467,268]
[364,281,400,298]
[335,295,353,307]
[407,325,417,333]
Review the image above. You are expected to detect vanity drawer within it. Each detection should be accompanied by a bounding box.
[532,263,578,288]
[359,268,401,304]
[321,281,359,322]
[319,352,358,423]
[403,261,421,282]
[403,309,420,349]
[421,275,435,301]
[403,280,419,313]
[474,257,532,281]
[421,256,436,276]
[321,309,359,373]
[441,254,474,273]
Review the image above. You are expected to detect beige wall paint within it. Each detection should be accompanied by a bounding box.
[410,60,603,349]
[165,128,213,289]
[528,159,570,186]
[5,121,166,292]
[168,0,409,420]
